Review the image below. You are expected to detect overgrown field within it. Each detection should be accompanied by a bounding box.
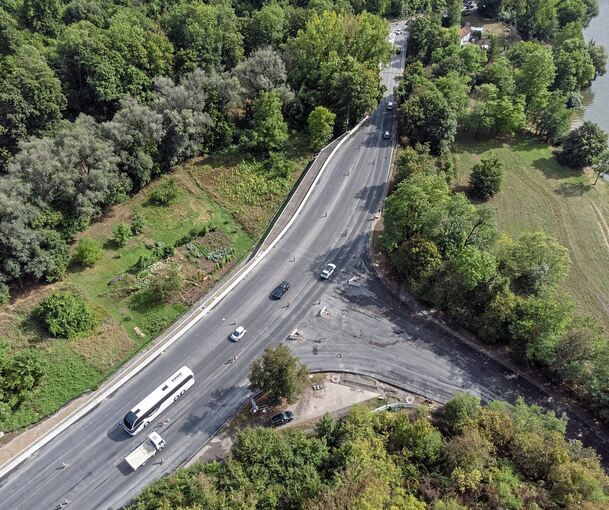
[454,135,609,331]
[0,142,311,431]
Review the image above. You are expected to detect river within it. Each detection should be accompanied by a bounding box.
[581,0,609,131]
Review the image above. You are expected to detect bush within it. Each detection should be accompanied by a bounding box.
[36,291,96,339]
[444,393,482,434]
[73,237,102,267]
[150,178,180,205]
[145,263,184,303]
[131,213,145,235]
[0,283,9,305]
[469,155,503,200]
[113,223,132,248]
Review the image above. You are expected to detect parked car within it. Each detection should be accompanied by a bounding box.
[383,131,391,139]
[320,263,336,280]
[270,411,294,427]
[230,326,246,341]
[271,280,290,300]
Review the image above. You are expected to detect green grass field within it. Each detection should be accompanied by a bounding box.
[454,135,609,332]
[0,139,312,431]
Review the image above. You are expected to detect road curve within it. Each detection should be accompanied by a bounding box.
[1,23,606,510]
[0,23,408,510]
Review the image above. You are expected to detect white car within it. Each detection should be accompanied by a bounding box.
[383,131,391,139]
[230,326,246,341]
[320,263,336,280]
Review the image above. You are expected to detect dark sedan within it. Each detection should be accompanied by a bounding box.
[271,280,290,300]
[270,411,294,427]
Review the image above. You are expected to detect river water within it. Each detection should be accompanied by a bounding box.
[581,0,609,131]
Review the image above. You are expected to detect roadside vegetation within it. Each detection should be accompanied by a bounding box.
[130,395,609,509]
[0,0,398,430]
[382,0,609,423]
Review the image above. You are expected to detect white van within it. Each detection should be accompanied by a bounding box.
[387,101,394,110]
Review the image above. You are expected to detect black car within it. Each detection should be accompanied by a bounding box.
[270,411,294,427]
[271,280,290,300]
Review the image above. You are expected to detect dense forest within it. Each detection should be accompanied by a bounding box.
[382,0,609,422]
[0,0,405,303]
[131,396,609,509]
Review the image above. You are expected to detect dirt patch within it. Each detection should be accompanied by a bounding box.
[70,318,135,373]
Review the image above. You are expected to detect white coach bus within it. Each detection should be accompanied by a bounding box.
[122,366,195,435]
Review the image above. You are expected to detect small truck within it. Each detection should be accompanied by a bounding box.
[125,432,166,471]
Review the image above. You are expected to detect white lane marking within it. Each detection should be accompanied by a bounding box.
[0,116,370,481]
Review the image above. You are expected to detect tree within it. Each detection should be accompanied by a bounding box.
[22,0,61,35]
[510,43,555,106]
[246,2,287,50]
[469,155,504,200]
[394,144,437,183]
[382,173,452,251]
[529,90,571,143]
[4,348,46,398]
[36,291,96,339]
[592,151,609,185]
[152,71,213,168]
[445,0,461,26]
[558,121,608,168]
[553,322,604,384]
[444,393,482,434]
[245,90,288,154]
[150,178,180,205]
[553,37,596,94]
[307,106,336,151]
[557,0,587,27]
[8,115,128,232]
[249,344,309,403]
[400,86,457,154]
[480,57,516,97]
[515,0,558,41]
[587,40,608,79]
[499,232,571,296]
[234,47,291,103]
[162,1,243,75]
[507,291,574,364]
[56,17,172,114]
[0,45,66,154]
[392,236,443,285]
[434,72,471,120]
[101,97,165,190]
[327,56,381,130]
[112,223,132,248]
[73,237,102,267]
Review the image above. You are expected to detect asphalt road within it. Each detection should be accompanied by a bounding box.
[0,22,606,510]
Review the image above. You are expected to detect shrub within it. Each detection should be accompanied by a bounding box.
[150,178,180,205]
[73,237,102,267]
[113,223,132,248]
[145,264,184,303]
[0,283,9,305]
[36,291,96,339]
[131,213,145,235]
[444,393,482,434]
